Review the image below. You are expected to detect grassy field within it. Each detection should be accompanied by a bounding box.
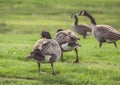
[0,0,120,85]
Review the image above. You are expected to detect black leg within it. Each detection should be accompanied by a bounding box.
[51,63,55,75]
[83,35,86,39]
[37,62,40,73]
[61,52,64,62]
[73,48,79,63]
[114,42,118,48]
[99,42,102,48]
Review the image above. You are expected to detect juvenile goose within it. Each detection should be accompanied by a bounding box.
[77,10,120,47]
[55,29,81,63]
[71,14,92,38]
[26,31,61,75]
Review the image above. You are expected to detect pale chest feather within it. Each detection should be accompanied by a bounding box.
[72,24,77,31]
[86,32,92,35]
[91,24,100,41]
[44,55,52,62]
[61,43,78,51]
[105,39,117,43]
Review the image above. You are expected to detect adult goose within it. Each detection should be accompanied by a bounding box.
[26,31,61,75]
[77,10,120,48]
[55,29,81,63]
[71,14,92,38]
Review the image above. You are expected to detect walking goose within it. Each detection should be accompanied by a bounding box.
[55,29,81,63]
[26,31,61,75]
[71,14,92,38]
[77,10,120,47]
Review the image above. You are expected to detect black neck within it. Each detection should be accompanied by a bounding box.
[74,16,78,25]
[86,12,96,25]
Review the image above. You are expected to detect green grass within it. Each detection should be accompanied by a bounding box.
[0,0,120,85]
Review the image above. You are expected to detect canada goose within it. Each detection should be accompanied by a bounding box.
[55,29,81,63]
[77,10,120,48]
[71,14,92,38]
[26,31,61,75]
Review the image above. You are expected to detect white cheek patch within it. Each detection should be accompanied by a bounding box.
[81,11,84,15]
[87,32,92,35]
[45,55,52,62]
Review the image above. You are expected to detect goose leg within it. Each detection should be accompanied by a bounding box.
[113,42,118,48]
[83,34,86,38]
[37,62,40,73]
[61,52,64,62]
[51,63,55,75]
[73,48,79,63]
[99,42,103,48]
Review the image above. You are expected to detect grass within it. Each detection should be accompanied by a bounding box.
[0,0,120,85]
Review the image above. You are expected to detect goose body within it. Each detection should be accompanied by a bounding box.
[71,14,92,38]
[78,10,120,47]
[93,25,120,43]
[27,31,61,74]
[55,29,81,63]
[33,39,61,62]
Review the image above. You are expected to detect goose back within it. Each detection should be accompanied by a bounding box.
[55,30,79,45]
[30,39,61,62]
[55,30,80,51]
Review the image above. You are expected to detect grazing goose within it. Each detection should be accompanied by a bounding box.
[71,14,92,38]
[55,29,81,63]
[77,10,120,48]
[26,31,61,75]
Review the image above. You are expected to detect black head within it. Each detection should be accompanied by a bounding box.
[71,14,77,18]
[41,30,52,39]
[57,29,64,33]
[77,10,88,16]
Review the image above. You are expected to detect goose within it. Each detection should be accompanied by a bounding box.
[71,14,92,38]
[26,31,61,75]
[55,29,81,63]
[77,10,120,48]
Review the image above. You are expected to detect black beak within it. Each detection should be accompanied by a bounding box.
[26,55,32,59]
[77,38,80,40]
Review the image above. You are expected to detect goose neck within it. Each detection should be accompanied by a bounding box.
[86,12,96,25]
[74,16,78,25]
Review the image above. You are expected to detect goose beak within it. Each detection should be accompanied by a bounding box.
[75,42,81,47]
[77,38,80,40]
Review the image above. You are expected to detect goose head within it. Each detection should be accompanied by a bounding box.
[77,10,88,16]
[41,31,52,39]
[57,29,64,33]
